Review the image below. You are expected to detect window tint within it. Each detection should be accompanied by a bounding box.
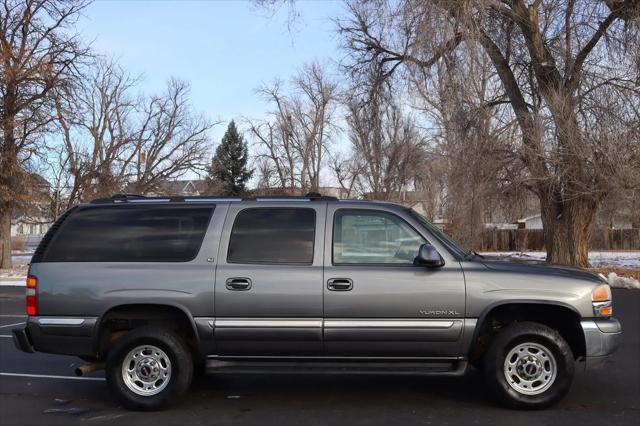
[42,205,213,262]
[228,208,315,264]
[333,210,426,265]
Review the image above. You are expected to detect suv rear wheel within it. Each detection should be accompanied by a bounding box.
[483,321,574,409]
[106,326,193,410]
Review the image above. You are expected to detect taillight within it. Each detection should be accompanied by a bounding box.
[26,275,37,316]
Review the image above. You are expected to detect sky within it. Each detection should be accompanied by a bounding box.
[77,0,347,148]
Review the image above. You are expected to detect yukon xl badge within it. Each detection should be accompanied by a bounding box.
[419,309,461,316]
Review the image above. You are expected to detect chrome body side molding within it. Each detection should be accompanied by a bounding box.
[37,318,86,326]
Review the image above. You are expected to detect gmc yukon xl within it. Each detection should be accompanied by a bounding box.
[12,194,621,410]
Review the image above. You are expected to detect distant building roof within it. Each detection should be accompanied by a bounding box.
[124,180,207,197]
[26,172,51,189]
[516,214,542,223]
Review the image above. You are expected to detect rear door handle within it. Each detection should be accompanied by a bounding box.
[327,278,353,291]
[226,277,252,291]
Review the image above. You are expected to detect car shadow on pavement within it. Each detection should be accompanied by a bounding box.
[187,367,489,407]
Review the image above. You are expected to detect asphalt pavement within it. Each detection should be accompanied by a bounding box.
[0,287,638,426]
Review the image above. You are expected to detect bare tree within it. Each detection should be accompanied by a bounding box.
[54,59,137,206]
[249,62,339,193]
[411,46,522,246]
[254,0,299,31]
[339,0,640,267]
[54,61,214,205]
[0,0,89,268]
[128,79,214,195]
[344,62,428,200]
[247,89,298,191]
[327,151,362,198]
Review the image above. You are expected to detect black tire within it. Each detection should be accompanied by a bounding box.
[483,321,574,410]
[105,326,193,411]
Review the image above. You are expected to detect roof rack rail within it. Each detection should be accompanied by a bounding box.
[90,193,147,204]
[90,195,244,204]
[247,193,338,201]
[89,193,338,204]
[112,193,147,200]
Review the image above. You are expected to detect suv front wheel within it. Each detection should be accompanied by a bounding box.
[483,321,574,409]
[105,326,194,410]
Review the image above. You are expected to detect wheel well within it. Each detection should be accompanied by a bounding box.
[470,303,585,362]
[96,304,198,358]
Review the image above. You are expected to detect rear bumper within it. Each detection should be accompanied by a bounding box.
[13,316,98,357]
[12,326,35,353]
[580,318,622,370]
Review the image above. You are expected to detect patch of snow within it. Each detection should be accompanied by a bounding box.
[607,272,640,289]
[11,257,31,265]
[480,251,640,268]
[11,253,33,266]
[0,270,26,278]
[588,251,640,268]
[0,279,25,287]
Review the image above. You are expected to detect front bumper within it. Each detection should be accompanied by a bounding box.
[580,318,622,370]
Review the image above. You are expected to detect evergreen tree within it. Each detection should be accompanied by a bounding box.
[207,120,253,195]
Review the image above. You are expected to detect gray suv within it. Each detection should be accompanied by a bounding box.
[12,194,621,410]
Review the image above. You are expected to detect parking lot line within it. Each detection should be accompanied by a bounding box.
[0,322,24,329]
[0,372,105,381]
[0,335,12,338]
[0,315,26,318]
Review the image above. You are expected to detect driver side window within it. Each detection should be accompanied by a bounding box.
[332,209,426,265]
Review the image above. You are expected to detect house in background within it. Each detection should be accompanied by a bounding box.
[11,173,54,239]
[362,190,443,219]
[151,180,205,196]
[317,186,350,199]
[484,222,518,230]
[516,214,544,230]
[597,212,635,230]
[11,214,51,237]
[124,180,208,197]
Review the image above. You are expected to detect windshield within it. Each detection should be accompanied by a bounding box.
[408,209,471,260]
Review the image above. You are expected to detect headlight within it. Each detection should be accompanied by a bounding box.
[592,284,612,317]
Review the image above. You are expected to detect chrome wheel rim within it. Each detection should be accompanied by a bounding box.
[121,345,172,396]
[503,342,557,395]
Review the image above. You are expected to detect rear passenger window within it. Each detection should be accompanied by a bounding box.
[42,205,213,262]
[228,208,315,264]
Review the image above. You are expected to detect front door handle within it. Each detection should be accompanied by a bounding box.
[327,278,353,291]
[226,277,252,291]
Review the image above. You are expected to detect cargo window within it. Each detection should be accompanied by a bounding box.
[227,208,315,264]
[42,205,213,262]
[333,209,426,265]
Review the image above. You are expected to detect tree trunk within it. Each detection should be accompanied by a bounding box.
[540,195,600,268]
[1,88,18,269]
[0,204,12,269]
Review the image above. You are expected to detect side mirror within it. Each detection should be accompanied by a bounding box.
[414,243,444,268]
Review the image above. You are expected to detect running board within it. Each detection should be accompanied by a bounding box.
[205,359,468,376]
